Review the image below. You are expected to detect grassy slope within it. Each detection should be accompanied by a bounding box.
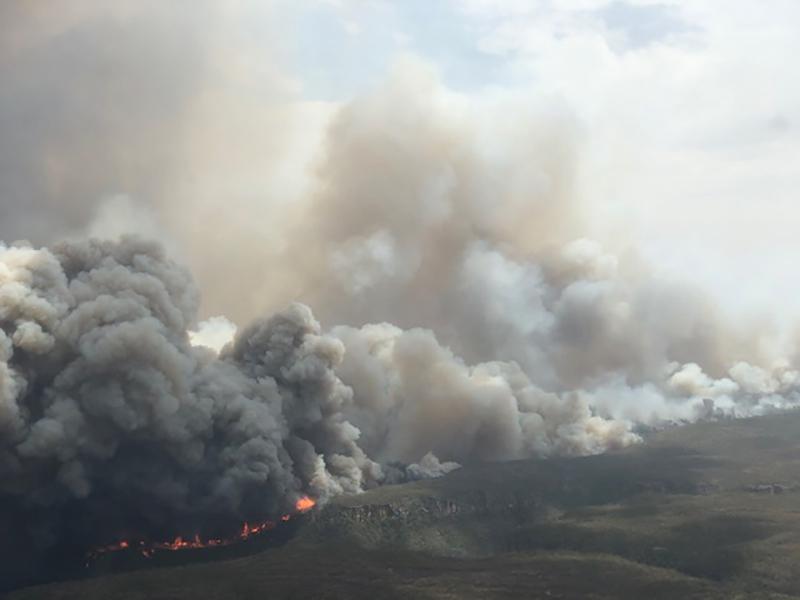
[11,413,800,600]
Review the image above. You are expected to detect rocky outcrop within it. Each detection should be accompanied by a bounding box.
[743,482,795,494]
[314,489,543,529]
[299,488,551,558]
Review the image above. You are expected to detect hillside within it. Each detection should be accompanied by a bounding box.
[11,413,800,599]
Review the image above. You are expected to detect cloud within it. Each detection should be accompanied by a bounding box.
[597,1,696,50]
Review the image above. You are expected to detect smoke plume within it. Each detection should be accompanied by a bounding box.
[3,1,800,590]
[0,236,636,587]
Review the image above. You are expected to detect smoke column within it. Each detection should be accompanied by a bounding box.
[0,237,636,587]
[3,0,800,591]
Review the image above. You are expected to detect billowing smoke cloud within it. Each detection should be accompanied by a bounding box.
[0,240,374,514]
[0,236,635,588]
[331,322,635,464]
[252,63,796,431]
[3,0,800,591]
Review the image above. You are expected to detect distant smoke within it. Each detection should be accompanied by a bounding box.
[331,322,635,463]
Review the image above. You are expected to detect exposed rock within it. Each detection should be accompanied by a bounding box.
[743,482,794,494]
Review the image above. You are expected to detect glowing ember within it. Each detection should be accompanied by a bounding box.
[87,496,316,564]
[295,495,316,512]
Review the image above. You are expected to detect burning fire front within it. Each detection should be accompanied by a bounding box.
[87,496,316,563]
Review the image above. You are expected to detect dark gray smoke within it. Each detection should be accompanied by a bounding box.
[0,236,635,588]
[0,237,388,512]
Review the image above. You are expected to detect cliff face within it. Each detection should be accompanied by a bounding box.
[316,490,542,525]
[304,457,686,560]
[297,413,800,583]
[304,488,549,558]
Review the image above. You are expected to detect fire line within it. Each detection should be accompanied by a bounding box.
[86,496,316,563]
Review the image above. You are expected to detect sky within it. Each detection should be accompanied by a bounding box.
[1,0,799,322]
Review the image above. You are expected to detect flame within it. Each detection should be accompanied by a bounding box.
[87,495,316,564]
[295,495,316,512]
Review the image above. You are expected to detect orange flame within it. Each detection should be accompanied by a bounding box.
[87,495,316,564]
[295,495,316,512]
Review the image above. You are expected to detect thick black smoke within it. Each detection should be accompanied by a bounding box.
[0,237,376,587]
[0,236,633,589]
